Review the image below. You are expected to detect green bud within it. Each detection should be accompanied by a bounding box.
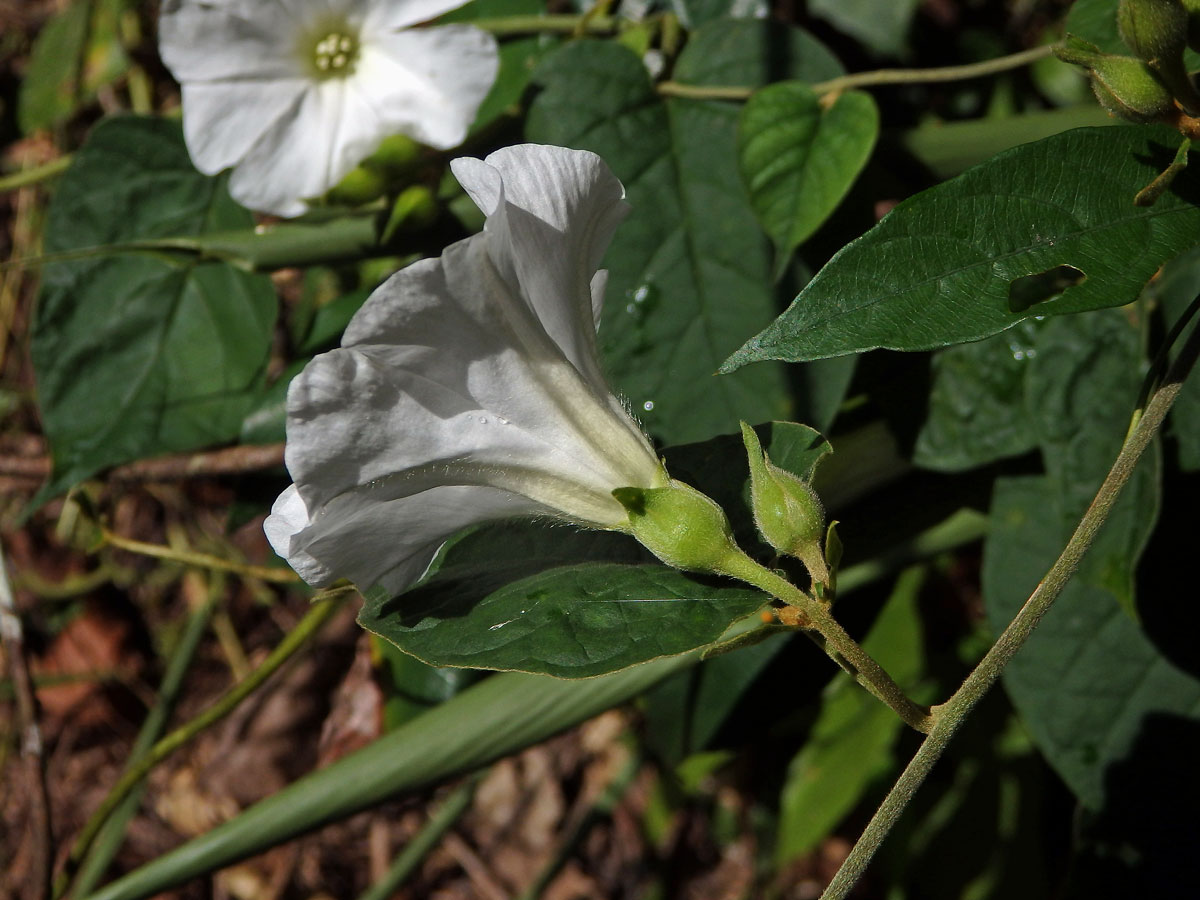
[1090,54,1177,121]
[381,184,439,243]
[325,164,387,206]
[1119,0,1200,113]
[1119,0,1189,64]
[364,134,424,179]
[1053,34,1107,68]
[613,480,746,575]
[740,422,829,584]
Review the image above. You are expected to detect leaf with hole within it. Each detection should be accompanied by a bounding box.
[723,127,1200,367]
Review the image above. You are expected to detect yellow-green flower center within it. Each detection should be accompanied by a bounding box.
[309,30,359,78]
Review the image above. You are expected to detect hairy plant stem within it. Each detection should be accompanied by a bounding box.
[722,554,932,733]
[656,44,1054,101]
[55,590,351,899]
[818,315,1200,900]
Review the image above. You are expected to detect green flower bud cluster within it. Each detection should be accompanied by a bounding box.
[1056,0,1200,125]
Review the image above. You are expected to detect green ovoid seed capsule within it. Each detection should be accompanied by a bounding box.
[325,165,388,205]
[613,480,745,575]
[1118,0,1190,65]
[739,422,829,584]
[1118,0,1200,113]
[1090,54,1178,122]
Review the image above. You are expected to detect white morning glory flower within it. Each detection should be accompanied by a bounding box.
[265,144,668,594]
[159,0,499,216]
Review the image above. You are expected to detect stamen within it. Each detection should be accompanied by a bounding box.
[309,29,359,79]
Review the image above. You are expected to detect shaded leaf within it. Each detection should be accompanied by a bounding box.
[913,320,1044,471]
[31,117,275,497]
[527,23,844,443]
[359,564,766,679]
[776,566,927,862]
[739,84,879,279]
[983,310,1171,808]
[1145,245,1200,470]
[808,0,920,57]
[723,127,1200,367]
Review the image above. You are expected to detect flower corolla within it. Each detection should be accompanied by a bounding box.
[158,0,499,216]
[265,144,668,594]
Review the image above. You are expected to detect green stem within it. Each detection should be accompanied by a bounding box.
[66,593,216,898]
[721,554,932,733]
[55,591,349,898]
[355,774,482,900]
[656,44,1054,101]
[102,530,301,584]
[0,157,71,193]
[818,309,1200,900]
[469,14,617,36]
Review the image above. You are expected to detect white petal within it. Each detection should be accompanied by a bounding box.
[334,234,662,497]
[159,0,305,82]
[354,26,499,150]
[226,76,383,215]
[450,144,630,391]
[364,0,479,30]
[285,484,542,594]
[179,80,308,175]
[284,324,639,526]
[264,484,335,586]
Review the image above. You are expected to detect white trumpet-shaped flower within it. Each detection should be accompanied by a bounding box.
[265,144,668,594]
[159,0,499,216]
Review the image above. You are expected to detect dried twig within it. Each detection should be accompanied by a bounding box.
[0,545,53,900]
[0,442,285,483]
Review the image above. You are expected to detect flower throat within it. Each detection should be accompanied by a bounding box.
[308,29,359,78]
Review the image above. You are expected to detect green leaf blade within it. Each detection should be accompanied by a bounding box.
[739,84,879,279]
[723,127,1200,368]
[526,23,845,444]
[31,117,276,497]
[359,563,767,679]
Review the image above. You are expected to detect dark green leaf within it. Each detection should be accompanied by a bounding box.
[1063,0,1124,54]
[739,84,879,279]
[372,637,479,730]
[983,473,1190,812]
[807,0,920,57]
[1146,245,1200,470]
[776,566,927,862]
[983,311,1173,808]
[723,127,1200,367]
[913,320,1044,471]
[527,23,844,444]
[31,117,275,497]
[358,563,766,679]
[18,0,130,134]
[643,631,790,765]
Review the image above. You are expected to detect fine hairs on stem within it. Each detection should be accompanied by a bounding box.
[817,301,1200,900]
